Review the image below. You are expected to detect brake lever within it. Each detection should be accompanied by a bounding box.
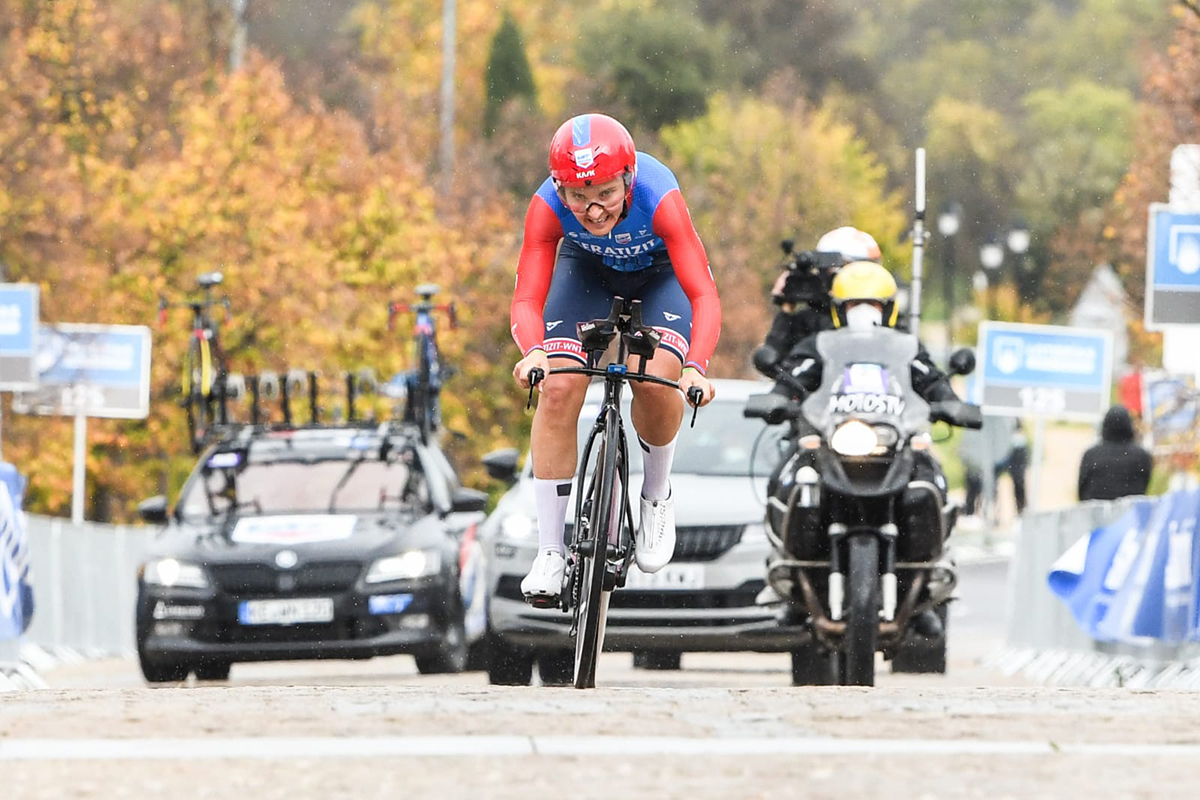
[527,367,545,410]
[687,386,703,428]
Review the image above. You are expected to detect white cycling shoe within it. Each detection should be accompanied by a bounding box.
[635,493,676,574]
[521,550,567,602]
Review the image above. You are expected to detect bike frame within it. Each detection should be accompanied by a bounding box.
[388,284,456,442]
[161,272,230,453]
[527,296,697,689]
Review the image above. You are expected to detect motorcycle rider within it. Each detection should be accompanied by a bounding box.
[757,226,883,376]
[765,260,958,636]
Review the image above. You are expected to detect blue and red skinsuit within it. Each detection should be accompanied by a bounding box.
[510,151,721,374]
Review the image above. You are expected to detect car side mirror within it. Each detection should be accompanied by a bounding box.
[450,487,488,514]
[948,347,976,376]
[137,495,170,525]
[482,447,520,485]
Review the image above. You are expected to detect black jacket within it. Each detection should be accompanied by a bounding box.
[776,329,959,404]
[1077,406,1153,501]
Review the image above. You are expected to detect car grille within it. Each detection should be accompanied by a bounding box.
[562,524,745,563]
[208,561,363,596]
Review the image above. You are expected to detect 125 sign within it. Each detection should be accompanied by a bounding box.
[1017,386,1066,414]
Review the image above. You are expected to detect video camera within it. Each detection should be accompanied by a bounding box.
[773,239,847,308]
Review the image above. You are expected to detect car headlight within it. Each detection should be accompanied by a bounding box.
[365,549,442,583]
[829,420,878,457]
[498,512,537,542]
[141,558,210,589]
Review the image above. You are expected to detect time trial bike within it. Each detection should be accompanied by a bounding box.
[388,283,457,442]
[527,296,702,689]
[159,272,230,453]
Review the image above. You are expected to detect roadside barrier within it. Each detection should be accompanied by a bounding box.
[0,515,159,674]
[998,490,1200,687]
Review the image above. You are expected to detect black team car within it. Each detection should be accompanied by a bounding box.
[134,421,488,683]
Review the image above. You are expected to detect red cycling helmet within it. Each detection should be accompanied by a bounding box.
[548,113,637,210]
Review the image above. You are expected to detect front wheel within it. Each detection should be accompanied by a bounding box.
[842,534,880,687]
[572,410,621,690]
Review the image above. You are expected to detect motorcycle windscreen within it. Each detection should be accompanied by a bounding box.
[801,327,932,438]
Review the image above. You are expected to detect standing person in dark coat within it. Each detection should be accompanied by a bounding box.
[1077,405,1154,501]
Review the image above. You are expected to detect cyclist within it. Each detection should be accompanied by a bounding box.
[769,260,957,635]
[756,226,882,376]
[510,113,720,603]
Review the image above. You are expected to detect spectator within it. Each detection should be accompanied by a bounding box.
[960,414,1021,518]
[1077,404,1153,502]
[996,420,1028,515]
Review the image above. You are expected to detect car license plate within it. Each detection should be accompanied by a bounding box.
[624,563,705,591]
[237,598,335,626]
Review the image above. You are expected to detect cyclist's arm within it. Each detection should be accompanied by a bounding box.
[653,190,720,374]
[510,196,564,356]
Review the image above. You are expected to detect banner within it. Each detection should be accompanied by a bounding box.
[1048,490,1200,645]
[0,462,32,640]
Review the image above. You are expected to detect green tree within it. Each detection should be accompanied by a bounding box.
[571,3,727,130]
[660,94,908,374]
[483,11,537,137]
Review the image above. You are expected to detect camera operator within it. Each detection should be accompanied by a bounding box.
[757,227,882,375]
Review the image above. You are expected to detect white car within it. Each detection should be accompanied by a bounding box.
[476,378,794,685]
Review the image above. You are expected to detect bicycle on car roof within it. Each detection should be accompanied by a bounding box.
[159,272,231,453]
[526,296,703,689]
[387,283,457,443]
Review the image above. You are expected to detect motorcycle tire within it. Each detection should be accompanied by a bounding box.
[790,642,837,686]
[843,533,880,687]
[891,604,949,674]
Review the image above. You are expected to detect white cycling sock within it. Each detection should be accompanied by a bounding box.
[534,478,572,555]
[639,436,676,501]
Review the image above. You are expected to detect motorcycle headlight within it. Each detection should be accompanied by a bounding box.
[499,512,537,542]
[366,549,442,583]
[830,420,878,457]
[141,558,210,589]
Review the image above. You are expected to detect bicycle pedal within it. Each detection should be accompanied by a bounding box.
[524,593,560,610]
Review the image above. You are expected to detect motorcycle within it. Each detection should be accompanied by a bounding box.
[745,326,982,686]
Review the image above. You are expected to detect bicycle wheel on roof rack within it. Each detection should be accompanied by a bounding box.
[182,336,214,453]
[410,333,435,440]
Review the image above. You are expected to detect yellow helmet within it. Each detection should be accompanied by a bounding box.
[830,260,899,328]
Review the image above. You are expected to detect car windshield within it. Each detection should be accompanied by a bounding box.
[177,455,429,519]
[577,394,784,477]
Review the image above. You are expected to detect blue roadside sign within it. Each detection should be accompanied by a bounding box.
[977,321,1113,420]
[11,323,151,419]
[1146,203,1200,328]
[0,284,39,390]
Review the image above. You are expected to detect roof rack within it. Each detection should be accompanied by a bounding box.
[199,368,425,448]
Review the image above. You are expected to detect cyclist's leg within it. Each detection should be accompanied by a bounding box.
[624,265,692,572]
[521,246,615,599]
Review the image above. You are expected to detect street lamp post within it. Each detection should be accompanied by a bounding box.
[937,202,962,350]
[979,238,1005,320]
[1006,219,1031,301]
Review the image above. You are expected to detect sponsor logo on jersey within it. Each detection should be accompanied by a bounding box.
[545,320,563,332]
[828,393,905,416]
[615,233,632,244]
[663,311,682,322]
[576,241,658,258]
[574,147,594,168]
